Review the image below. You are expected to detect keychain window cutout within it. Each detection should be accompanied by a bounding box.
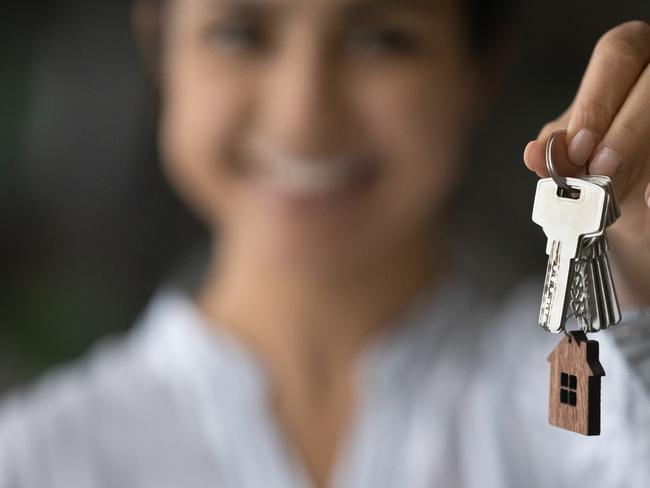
[559,373,578,406]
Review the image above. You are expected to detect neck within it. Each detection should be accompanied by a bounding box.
[196,229,445,396]
[198,230,444,387]
[195,229,445,488]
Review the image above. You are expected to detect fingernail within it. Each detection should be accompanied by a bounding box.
[589,147,622,176]
[646,195,650,209]
[568,129,597,166]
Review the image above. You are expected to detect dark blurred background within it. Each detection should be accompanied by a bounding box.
[1,1,649,393]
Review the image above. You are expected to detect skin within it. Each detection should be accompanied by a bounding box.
[149,1,483,484]
[134,1,650,486]
[524,20,650,309]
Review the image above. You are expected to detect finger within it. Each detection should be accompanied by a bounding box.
[523,108,577,178]
[588,63,650,201]
[567,21,650,166]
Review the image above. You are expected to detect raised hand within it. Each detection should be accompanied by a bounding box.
[523,21,650,308]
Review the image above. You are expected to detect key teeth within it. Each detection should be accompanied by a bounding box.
[538,240,567,333]
[539,323,565,334]
[564,233,622,333]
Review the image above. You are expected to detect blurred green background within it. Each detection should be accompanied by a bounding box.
[1,1,649,393]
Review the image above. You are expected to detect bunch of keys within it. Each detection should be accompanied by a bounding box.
[532,129,622,436]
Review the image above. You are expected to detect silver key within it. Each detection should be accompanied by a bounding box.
[584,175,620,220]
[570,237,607,331]
[568,251,603,330]
[569,241,607,331]
[592,238,621,328]
[533,178,608,332]
[565,179,621,332]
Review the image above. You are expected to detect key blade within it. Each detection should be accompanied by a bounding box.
[539,240,572,332]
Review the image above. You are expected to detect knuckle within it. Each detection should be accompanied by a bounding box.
[539,122,557,139]
[575,96,610,129]
[616,117,644,142]
[595,21,650,65]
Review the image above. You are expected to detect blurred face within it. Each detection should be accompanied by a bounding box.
[159,0,483,272]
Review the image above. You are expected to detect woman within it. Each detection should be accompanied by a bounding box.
[1,0,650,486]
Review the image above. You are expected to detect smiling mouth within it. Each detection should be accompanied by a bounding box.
[260,156,376,195]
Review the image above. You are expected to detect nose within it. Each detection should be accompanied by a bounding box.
[254,39,352,160]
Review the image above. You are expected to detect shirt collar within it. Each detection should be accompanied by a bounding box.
[131,271,480,404]
[132,283,269,401]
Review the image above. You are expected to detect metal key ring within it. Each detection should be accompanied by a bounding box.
[545,129,572,193]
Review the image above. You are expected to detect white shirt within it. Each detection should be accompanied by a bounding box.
[1,274,649,487]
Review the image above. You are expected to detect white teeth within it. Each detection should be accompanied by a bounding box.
[264,157,362,194]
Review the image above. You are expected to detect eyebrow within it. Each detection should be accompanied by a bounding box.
[343,0,437,13]
[204,0,438,14]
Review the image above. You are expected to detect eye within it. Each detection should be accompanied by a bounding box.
[207,18,268,52]
[349,25,418,55]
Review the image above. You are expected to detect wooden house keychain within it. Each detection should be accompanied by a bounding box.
[532,129,622,436]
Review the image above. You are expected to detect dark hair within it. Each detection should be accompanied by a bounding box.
[462,0,517,57]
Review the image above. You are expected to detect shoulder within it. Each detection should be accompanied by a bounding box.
[0,290,186,487]
[1,334,143,480]
[0,285,259,487]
